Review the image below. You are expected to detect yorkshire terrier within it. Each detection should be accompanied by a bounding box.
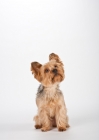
[30,53,69,131]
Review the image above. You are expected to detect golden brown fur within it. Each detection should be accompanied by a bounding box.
[31,53,69,131]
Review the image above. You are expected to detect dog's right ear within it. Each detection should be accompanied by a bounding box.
[31,62,42,82]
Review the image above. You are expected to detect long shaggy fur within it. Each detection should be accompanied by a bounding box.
[31,53,69,131]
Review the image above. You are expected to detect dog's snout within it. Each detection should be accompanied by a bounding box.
[52,69,57,74]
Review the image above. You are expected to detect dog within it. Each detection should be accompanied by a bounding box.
[30,53,69,131]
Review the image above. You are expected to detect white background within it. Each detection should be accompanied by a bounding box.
[0,0,99,140]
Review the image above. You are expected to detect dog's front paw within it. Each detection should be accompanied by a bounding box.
[35,125,42,129]
[41,127,51,132]
[58,127,67,132]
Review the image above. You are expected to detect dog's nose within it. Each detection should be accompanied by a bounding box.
[52,69,57,74]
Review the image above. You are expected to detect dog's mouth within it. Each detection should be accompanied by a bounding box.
[52,73,63,83]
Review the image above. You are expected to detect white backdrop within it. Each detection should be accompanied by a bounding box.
[0,0,99,140]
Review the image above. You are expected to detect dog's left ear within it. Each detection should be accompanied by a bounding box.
[31,62,42,82]
[49,53,63,65]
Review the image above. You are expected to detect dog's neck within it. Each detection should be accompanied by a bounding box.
[37,83,61,100]
[43,83,59,100]
[44,82,59,91]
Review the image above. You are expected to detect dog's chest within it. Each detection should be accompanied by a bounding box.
[46,99,57,117]
[44,90,58,117]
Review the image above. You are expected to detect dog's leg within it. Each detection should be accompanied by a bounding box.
[39,109,52,132]
[56,105,69,131]
[66,116,70,128]
[34,115,42,129]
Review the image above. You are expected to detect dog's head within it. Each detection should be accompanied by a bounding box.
[31,53,65,87]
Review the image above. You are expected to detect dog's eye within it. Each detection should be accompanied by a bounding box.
[44,69,49,73]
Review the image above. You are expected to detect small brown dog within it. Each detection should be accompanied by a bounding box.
[31,53,69,131]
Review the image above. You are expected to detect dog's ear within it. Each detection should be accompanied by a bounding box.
[49,53,63,65]
[31,62,42,82]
